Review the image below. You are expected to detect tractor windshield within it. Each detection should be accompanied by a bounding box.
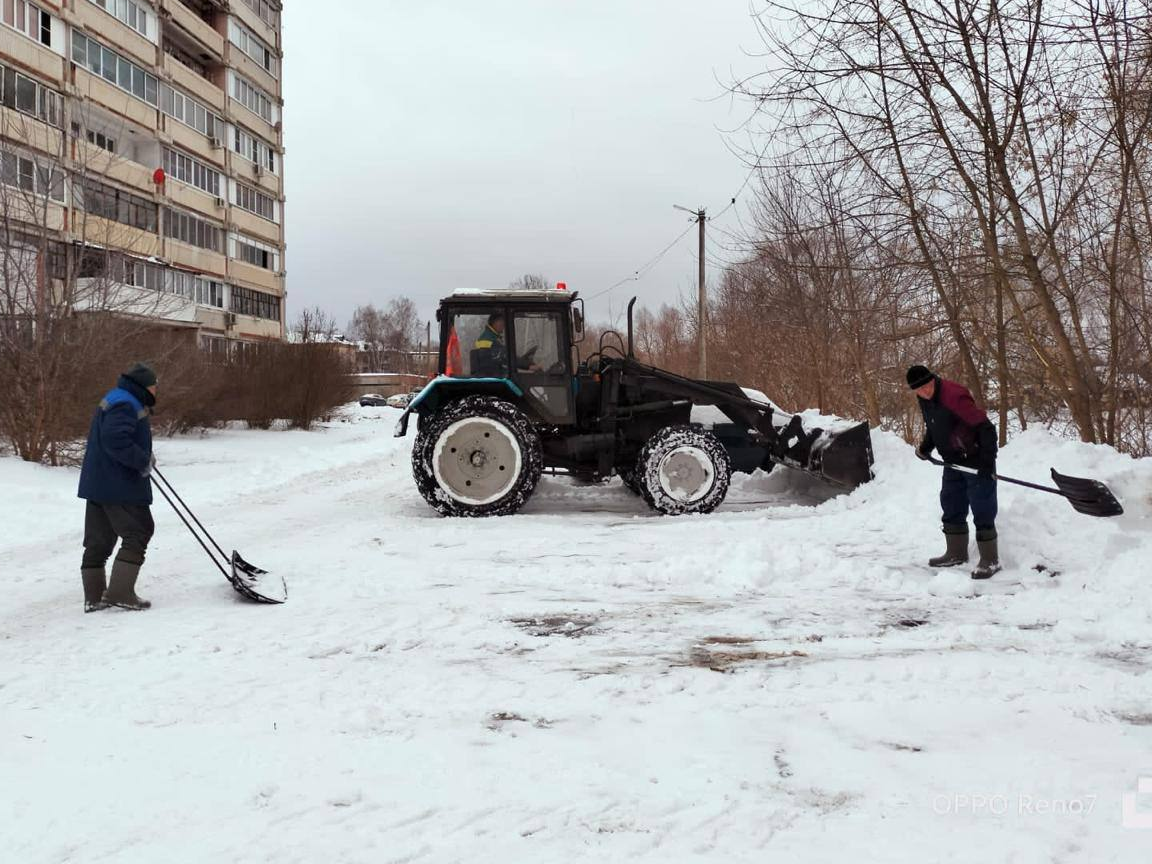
[512,312,563,373]
[447,310,508,378]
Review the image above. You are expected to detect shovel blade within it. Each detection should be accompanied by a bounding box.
[1050,469,1124,517]
[230,551,288,604]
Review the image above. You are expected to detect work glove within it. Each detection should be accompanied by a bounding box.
[914,446,931,461]
[142,452,156,479]
[977,458,995,479]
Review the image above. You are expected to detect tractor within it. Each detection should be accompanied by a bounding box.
[394,286,874,516]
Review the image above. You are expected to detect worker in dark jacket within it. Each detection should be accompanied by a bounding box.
[472,312,509,377]
[77,362,158,611]
[908,364,1001,579]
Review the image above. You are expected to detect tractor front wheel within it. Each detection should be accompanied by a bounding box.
[637,426,731,515]
[412,396,543,517]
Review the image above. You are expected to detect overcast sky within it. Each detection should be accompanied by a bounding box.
[281,1,763,332]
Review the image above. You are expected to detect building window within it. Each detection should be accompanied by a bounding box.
[232,126,276,174]
[229,232,278,271]
[233,182,275,221]
[228,19,277,77]
[197,279,225,307]
[231,285,280,321]
[2,0,51,47]
[87,0,152,40]
[240,0,278,28]
[126,260,225,307]
[71,122,117,153]
[163,147,221,196]
[72,32,159,106]
[164,206,224,252]
[75,178,157,231]
[160,85,221,139]
[0,64,62,127]
[231,72,274,123]
[1,148,65,202]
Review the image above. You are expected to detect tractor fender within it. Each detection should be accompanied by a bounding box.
[393,376,524,437]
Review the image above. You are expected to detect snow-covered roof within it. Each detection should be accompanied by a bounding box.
[447,288,577,302]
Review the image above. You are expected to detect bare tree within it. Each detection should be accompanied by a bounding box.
[348,297,421,372]
[507,273,552,291]
[719,0,1152,453]
[1,103,186,463]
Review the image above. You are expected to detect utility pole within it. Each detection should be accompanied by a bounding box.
[674,205,708,378]
[426,320,432,378]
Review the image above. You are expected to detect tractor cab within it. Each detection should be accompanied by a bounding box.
[427,287,584,426]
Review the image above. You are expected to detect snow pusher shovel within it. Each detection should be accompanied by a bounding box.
[928,458,1124,517]
[151,467,287,603]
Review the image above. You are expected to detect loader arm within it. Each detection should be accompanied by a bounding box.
[613,357,874,489]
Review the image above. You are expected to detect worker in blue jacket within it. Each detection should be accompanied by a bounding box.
[77,362,158,611]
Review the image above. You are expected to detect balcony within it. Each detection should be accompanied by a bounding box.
[159,0,225,61]
[165,238,227,276]
[228,49,278,100]
[163,117,227,168]
[75,214,160,258]
[165,178,225,222]
[227,258,281,294]
[76,141,156,195]
[73,70,158,132]
[162,52,226,114]
[0,105,65,158]
[229,0,279,46]
[72,0,157,68]
[230,205,280,245]
[2,24,68,84]
[230,313,284,342]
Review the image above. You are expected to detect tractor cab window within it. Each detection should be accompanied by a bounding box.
[512,312,563,375]
[446,310,508,378]
[512,311,573,423]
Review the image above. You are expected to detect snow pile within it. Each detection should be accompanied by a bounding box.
[1,410,1150,862]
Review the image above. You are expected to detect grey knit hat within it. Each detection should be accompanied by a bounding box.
[124,362,158,389]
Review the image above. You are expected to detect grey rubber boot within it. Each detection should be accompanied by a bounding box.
[971,530,1002,580]
[102,559,152,610]
[929,525,969,567]
[82,567,109,613]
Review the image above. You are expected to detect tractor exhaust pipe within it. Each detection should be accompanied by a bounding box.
[627,296,637,358]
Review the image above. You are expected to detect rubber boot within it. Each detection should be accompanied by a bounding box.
[102,559,151,610]
[929,525,969,568]
[971,530,1002,580]
[81,567,109,613]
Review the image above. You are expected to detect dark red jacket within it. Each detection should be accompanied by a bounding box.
[918,376,997,471]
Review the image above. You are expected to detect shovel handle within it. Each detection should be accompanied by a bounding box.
[927,456,1065,497]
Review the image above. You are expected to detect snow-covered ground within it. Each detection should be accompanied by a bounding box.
[2,408,1151,863]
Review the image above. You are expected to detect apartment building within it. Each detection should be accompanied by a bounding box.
[1,0,286,346]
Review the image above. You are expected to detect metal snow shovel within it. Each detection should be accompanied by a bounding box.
[151,467,287,603]
[928,457,1124,518]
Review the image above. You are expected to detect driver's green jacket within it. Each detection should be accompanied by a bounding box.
[472,325,508,377]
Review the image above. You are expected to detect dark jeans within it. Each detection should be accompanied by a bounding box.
[82,502,155,570]
[940,467,997,535]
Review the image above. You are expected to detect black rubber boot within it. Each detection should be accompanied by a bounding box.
[82,567,108,613]
[102,559,151,610]
[971,531,1002,580]
[929,525,969,568]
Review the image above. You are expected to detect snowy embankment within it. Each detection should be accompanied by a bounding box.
[1,410,1150,863]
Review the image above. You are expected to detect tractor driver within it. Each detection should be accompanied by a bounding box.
[472,312,509,377]
[472,311,544,377]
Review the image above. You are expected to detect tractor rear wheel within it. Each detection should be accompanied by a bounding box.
[637,425,731,515]
[412,396,543,517]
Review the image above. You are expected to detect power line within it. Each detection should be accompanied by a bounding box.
[587,221,697,302]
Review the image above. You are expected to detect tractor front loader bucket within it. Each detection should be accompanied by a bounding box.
[772,414,875,489]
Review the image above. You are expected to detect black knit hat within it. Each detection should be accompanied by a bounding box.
[124,361,157,389]
[906,364,933,390]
